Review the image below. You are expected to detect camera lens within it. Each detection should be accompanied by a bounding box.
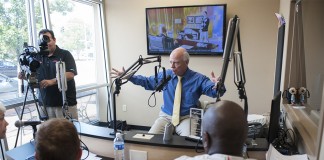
[27,56,40,72]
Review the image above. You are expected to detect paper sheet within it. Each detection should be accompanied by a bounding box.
[248,114,266,126]
[82,149,102,160]
[266,144,308,160]
[292,105,306,109]
[133,134,154,140]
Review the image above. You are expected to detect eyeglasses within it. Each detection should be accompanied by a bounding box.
[170,61,181,66]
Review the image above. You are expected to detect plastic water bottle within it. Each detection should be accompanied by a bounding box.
[114,133,125,160]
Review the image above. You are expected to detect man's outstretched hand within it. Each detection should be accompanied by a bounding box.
[111,67,125,78]
[111,67,135,80]
[211,71,221,90]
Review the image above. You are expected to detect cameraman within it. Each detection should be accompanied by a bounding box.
[19,29,78,120]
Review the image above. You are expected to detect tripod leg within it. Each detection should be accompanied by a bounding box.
[31,87,48,120]
[37,86,49,120]
[14,85,30,148]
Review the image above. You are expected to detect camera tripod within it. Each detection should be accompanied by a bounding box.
[14,82,48,148]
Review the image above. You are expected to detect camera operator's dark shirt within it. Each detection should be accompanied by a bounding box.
[37,46,77,107]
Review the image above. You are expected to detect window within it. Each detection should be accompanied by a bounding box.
[0,0,109,150]
[0,1,29,99]
[48,0,98,86]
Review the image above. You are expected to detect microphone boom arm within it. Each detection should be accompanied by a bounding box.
[117,55,161,85]
[111,55,161,135]
[216,15,248,116]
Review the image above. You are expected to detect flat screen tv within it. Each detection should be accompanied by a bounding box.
[146,4,227,55]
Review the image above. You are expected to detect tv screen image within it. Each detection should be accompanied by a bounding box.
[146,4,226,55]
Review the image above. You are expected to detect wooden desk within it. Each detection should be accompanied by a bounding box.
[76,122,269,160]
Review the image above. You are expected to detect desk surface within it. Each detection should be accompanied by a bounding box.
[6,122,269,160]
[75,122,269,151]
[6,141,35,160]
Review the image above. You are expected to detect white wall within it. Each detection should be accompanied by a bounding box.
[105,0,279,126]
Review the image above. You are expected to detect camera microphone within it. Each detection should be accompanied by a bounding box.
[20,42,29,93]
[23,42,28,48]
[21,79,24,93]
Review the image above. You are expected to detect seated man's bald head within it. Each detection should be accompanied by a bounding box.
[202,100,247,156]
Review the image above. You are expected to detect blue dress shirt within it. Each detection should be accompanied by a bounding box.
[129,68,224,116]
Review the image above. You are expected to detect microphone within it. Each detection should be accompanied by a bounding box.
[14,120,42,128]
[154,75,171,92]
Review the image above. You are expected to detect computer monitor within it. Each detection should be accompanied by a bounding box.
[267,91,282,143]
[273,17,285,97]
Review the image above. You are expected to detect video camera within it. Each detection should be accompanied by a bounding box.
[19,35,50,85]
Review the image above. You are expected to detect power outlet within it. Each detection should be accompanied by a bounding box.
[122,105,127,112]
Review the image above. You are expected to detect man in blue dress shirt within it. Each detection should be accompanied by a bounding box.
[111,47,224,136]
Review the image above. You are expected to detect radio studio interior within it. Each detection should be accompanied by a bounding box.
[0,0,323,160]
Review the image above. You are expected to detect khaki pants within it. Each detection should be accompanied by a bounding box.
[46,105,78,120]
[148,111,197,136]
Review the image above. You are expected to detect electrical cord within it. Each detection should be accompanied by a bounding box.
[73,121,90,160]
[80,139,89,160]
[272,128,298,155]
[148,92,157,107]
[195,137,204,153]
